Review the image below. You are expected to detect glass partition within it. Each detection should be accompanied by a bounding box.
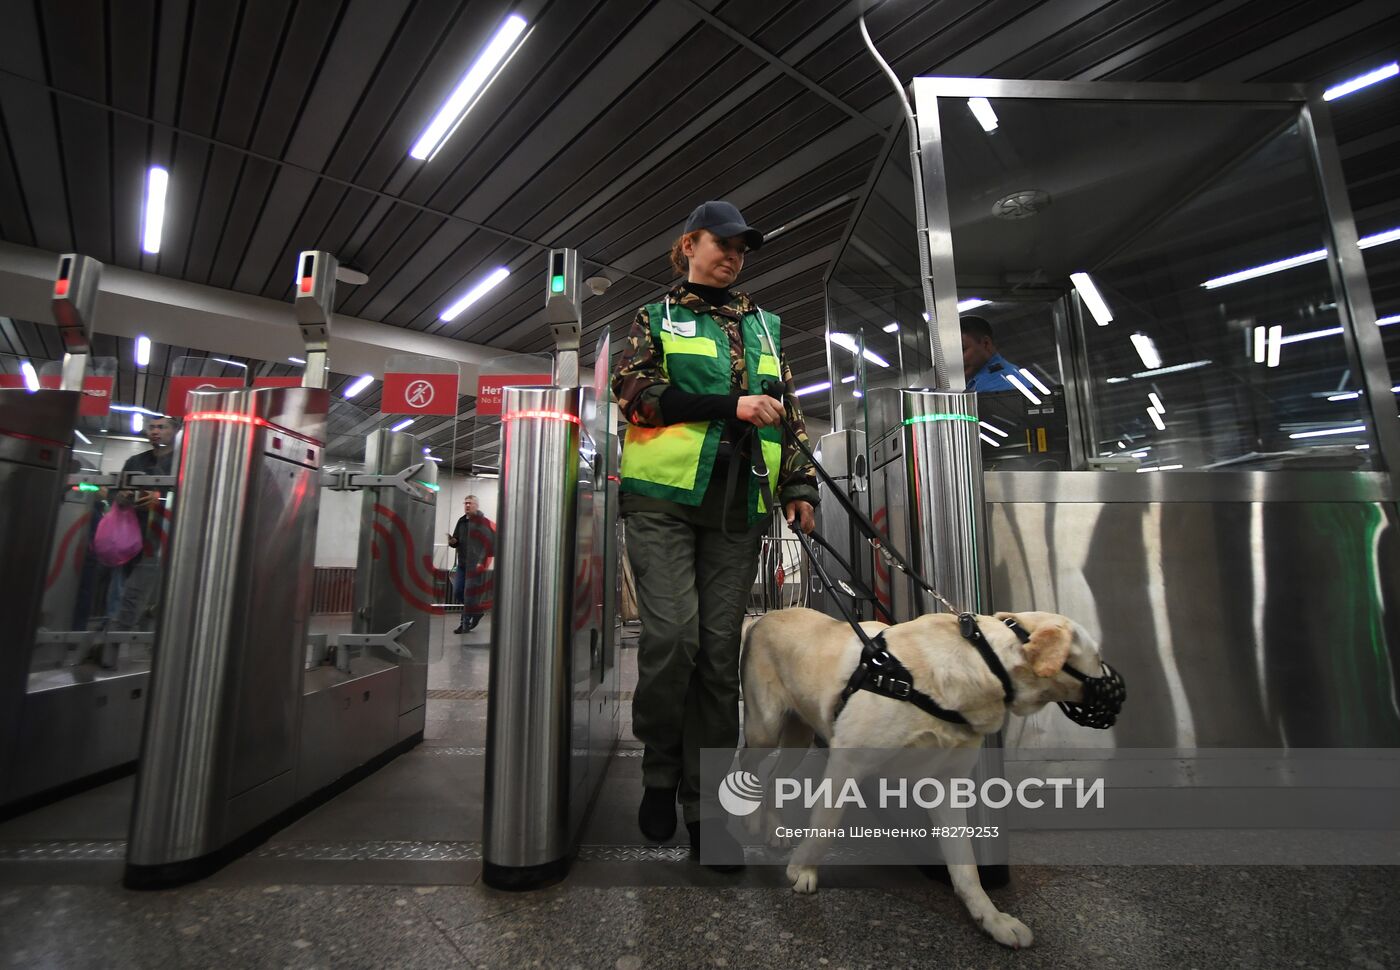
[828,83,1397,475]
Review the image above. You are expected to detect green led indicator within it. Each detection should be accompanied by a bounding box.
[550,275,565,293]
[903,413,978,426]
[414,480,441,492]
[73,482,101,492]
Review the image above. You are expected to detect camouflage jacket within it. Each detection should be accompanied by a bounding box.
[612,285,819,508]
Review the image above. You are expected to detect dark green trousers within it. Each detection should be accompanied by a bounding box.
[624,483,762,824]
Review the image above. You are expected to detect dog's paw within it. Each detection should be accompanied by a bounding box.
[980,911,1033,949]
[786,863,819,894]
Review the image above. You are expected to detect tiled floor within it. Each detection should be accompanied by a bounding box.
[2,616,1398,968]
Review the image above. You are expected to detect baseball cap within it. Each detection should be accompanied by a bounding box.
[683,201,764,251]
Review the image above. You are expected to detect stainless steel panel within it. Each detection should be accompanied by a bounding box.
[483,386,579,869]
[989,500,1400,748]
[296,660,400,799]
[0,388,79,804]
[128,386,326,867]
[984,471,1395,503]
[815,429,871,618]
[8,668,148,801]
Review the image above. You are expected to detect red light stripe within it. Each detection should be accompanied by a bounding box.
[185,411,325,447]
[0,427,68,449]
[299,276,313,293]
[54,279,70,297]
[500,409,580,424]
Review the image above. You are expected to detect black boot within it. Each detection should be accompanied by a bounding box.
[687,819,745,872]
[638,786,678,841]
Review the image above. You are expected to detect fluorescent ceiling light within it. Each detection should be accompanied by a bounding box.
[1004,372,1041,405]
[979,420,1008,438]
[73,449,102,456]
[390,418,415,432]
[1357,444,1371,450]
[979,432,999,447]
[828,332,890,368]
[1266,324,1282,368]
[74,430,91,444]
[958,298,991,312]
[1323,62,1398,101]
[1288,424,1366,440]
[967,97,998,132]
[1377,314,1399,327]
[1018,368,1052,396]
[840,375,856,383]
[425,455,443,462]
[409,15,530,161]
[132,412,144,433]
[1133,360,1212,379]
[1137,464,1183,473]
[343,374,374,398]
[1148,392,1165,414]
[1203,225,1399,289]
[1204,250,1326,289]
[288,356,307,364]
[795,381,830,397]
[441,267,510,321]
[1129,333,1161,370]
[1328,391,1361,401]
[1147,407,1166,432]
[109,404,163,416]
[1105,376,1130,384]
[135,335,151,367]
[852,389,863,398]
[1253,327,1267,363]
[20,360,40,392]
[1359,227,1400,249]
[1131,450,1149,458]
[1280,326,1342,345]
[1393,385,1400,393]
[1071,272,1113,325]
[883,322,899,333]
[142,166,168,254]
[211,357,247,369]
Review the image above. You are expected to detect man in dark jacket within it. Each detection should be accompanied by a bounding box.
[110,415,177,633]
[448,494,494,634]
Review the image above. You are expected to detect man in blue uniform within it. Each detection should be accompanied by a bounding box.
[961,315,1021,392]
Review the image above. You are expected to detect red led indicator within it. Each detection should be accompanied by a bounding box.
[185,411,325,447]
[54,279,69,296]
[501,409,581,425]
[299,277,313,293]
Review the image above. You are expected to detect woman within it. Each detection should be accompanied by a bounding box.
[612,200,819,870]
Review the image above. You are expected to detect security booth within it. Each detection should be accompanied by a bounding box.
[124,252,438,888]
[824,77,1400,750]
[481,248,622,890]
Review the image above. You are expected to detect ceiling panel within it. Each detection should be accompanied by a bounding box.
[0,0,1393,435]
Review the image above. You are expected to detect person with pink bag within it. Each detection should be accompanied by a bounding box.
[106,415,178,634]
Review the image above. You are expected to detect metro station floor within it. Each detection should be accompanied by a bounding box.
[2,617,1398,969]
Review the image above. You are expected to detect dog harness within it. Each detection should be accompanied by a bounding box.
[745,380,1126,732]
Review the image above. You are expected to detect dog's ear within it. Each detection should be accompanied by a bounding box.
[1023,619,1073,679]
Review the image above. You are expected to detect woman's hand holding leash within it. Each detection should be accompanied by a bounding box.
[737,394,784,427]
[785,500,816,535]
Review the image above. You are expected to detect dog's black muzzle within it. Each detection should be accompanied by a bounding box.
[1058,660,1126,730]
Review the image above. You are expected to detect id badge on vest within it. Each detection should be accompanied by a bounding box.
[661,315,696,337]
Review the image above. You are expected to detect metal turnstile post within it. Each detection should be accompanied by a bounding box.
[124,386,326,887]
[868,387,1009,884]
[482,386,581,889]
[482,247,621,890]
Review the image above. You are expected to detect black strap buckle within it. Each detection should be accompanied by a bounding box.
[959,612,979,640]
[870,672,912,698]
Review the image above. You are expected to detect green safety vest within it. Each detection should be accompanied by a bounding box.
[619,299,785,523]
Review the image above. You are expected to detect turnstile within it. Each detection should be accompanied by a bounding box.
[0,254,157,814]
[481,249,622,889]
[125,251,431,888]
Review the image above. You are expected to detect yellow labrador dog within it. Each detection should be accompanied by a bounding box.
[740,606,1110,950]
